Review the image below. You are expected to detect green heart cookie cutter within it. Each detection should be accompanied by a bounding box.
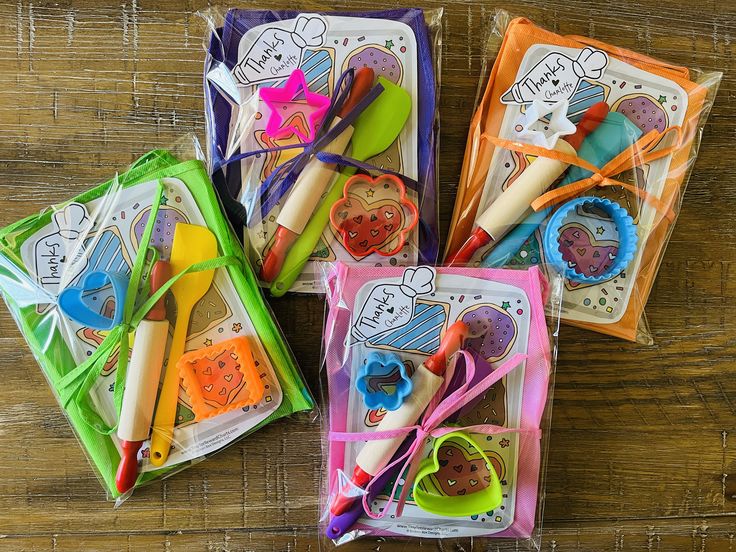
[413,430,503,517]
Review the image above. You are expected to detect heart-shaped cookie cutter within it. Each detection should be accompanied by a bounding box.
[355,351,413,411]
[543,196,638,284]
[178,336,265,421]
[58,270,129,330]
[329,173,418,258]
[413,430,503,517]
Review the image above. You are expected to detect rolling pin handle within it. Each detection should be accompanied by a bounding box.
[115,439,143,494]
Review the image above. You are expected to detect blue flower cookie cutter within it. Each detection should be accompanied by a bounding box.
[356,351,413,411]
[58,270,129,330]
[543,196,638,284]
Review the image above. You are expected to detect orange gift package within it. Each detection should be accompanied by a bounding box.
[445,12,721,343]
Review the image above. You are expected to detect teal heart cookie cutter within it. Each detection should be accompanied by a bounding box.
[413,431,503,517]
[58,270,129,330]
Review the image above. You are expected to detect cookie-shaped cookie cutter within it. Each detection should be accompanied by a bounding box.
[355,351,412,411]
[543,196,638,284]
[329,173,418,258]
[178,336,265,421]
[413,431,503,517]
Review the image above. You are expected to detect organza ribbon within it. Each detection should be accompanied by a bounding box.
[330,349,541,519]
[56,180,240,435]
[481,125,682,223]
[314,152,421,192]
[213,68,386,220]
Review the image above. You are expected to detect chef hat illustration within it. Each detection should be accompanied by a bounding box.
[572,47,608,80]
[52,203,90,241]
[290,16,327,49]
[399,266,435,297]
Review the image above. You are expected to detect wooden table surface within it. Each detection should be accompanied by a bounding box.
[0,0,734,550]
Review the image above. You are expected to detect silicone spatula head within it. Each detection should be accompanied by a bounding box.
[349,76,412,162]
[168,224,218,308]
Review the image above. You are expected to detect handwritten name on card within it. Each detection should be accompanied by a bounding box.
[234,15,327,86]
[352,266,435,342]
[502,47,609,105]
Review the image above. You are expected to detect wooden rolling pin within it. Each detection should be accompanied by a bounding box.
[115,260,170,494]
[330,322,469,516]
[260,67,375,282]
[446,102,609,266]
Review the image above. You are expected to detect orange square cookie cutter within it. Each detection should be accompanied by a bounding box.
[178,336,265,421]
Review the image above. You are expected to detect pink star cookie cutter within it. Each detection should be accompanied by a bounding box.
[259,69,330,142]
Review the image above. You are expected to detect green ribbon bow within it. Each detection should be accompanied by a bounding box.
[57,180,239,435]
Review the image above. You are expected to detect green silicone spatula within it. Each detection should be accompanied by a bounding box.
[270,77,412,296]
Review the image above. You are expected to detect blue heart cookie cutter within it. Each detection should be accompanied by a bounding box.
[356,351,413,411]
[58,270,129,330]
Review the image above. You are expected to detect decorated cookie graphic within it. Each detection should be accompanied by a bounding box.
[76,327,128,376]
[131,205,189,260]
[254,129,306,180]
[432,441,493,496]
[457,378,507,427]
[596,164,646,222]
[164,284,231,338]
[567,79,609,123]
[190,286,231,335]
[178,337,265,421]
[559,224,618,277]
[502,149,531,192]
[364,407,387,428]
[458,304,517,363]
[343,44,403,85]
[369,300,448,355]
[365,139,402,173]
[613,93,668,135]
[329,173,418,258]
[80,227,132,278]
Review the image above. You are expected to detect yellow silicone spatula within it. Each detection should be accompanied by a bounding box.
[150,223,217,467]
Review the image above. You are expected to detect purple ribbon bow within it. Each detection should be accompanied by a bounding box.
[213,68,386,221]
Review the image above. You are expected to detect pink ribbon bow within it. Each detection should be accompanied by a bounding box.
[330,349,542,519]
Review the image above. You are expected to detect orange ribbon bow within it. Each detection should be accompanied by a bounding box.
[482,126,682,223]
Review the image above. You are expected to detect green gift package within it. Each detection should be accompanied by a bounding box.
[0,150,313,500]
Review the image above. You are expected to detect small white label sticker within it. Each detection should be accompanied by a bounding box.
[33,202,90,294]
